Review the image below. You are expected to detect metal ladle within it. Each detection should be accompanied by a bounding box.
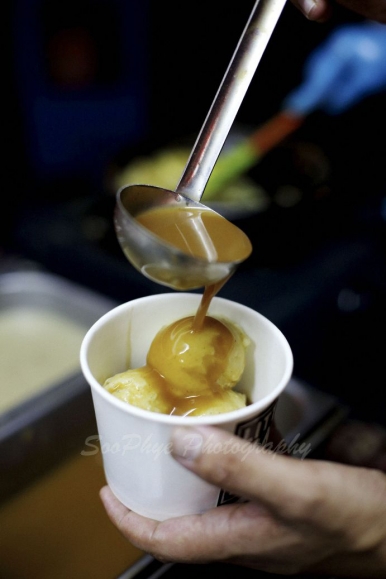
[115,0,287,290]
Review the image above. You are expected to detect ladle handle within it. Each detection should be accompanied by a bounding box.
[175,0,287,202]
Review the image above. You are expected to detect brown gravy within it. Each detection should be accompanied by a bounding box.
[105,313,248,416]
[137,205,252,326]
[137,205,252,264]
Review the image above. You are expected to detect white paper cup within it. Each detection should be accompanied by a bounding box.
[80,293,293,521]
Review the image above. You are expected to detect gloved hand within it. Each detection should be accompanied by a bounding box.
[282,21,386,115]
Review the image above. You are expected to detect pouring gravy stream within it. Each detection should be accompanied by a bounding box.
[137,204,252,328]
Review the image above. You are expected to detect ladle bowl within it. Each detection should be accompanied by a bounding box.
[115,184,251,290]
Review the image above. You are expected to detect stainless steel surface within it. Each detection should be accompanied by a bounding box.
[275,376,348,455]
[115,184,241,290]
[176,0,287,202]
[0,261,116,502]
[117,552,339,579]
[0,269,115,344]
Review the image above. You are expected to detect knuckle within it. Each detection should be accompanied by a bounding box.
[202,449,242,487]
[280,463,327,522]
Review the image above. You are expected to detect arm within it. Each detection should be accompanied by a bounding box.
[100,425,386,577]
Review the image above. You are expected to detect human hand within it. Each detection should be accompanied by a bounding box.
[290,0,386,24]
[100,425,386,577]
[282,21,386,115]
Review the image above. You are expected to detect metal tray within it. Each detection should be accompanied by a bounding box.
[0,260,117,503]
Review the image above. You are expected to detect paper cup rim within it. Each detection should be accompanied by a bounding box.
[80,293,294,426]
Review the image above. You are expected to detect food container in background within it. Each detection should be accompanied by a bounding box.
[0,261,116,502]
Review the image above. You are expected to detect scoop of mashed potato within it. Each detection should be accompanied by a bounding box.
[103,366,170,414]
[147,315,248,396]
[103,315,250,416]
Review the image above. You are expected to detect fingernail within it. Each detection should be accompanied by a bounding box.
[299,0,318,18]
[171,426,204,462]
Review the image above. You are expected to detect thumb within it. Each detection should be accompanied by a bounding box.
[170,425,316,518]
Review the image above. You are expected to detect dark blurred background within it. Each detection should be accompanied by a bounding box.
[3,0,386,426]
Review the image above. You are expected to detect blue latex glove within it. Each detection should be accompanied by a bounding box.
[282,21,386,115]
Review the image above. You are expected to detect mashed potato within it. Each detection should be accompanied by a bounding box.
[103,315,250,416]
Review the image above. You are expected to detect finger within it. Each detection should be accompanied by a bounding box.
[292,0,386,23]
[100,486,161,550]
[100,485,277,563]
[170,425,321,518]
[290,0,333,22]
